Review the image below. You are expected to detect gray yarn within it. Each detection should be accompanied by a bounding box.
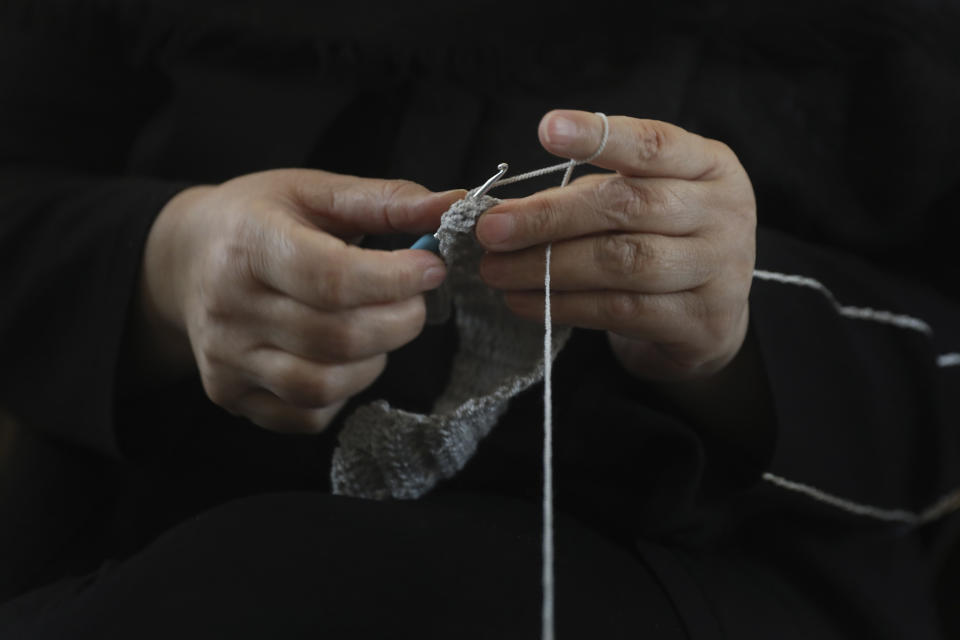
[330,195,571,499]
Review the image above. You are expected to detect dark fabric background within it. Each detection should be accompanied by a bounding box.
[0,0,958,637]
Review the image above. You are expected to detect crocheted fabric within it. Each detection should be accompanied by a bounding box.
[330,195,571,499]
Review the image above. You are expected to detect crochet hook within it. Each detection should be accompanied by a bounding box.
[409,163,509,254]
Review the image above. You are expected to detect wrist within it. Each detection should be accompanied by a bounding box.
[615,321,775,466]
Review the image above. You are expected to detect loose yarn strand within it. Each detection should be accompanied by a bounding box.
[488,112,610,192]
[492,160,577,188]
[512,113,607,640]
[541,241,555,640]
[479,112,608,640]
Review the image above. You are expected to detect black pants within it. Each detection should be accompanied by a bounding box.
[0,492,685,639]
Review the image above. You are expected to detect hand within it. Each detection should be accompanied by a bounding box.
[476,110,756,381]
[137,169,462,433]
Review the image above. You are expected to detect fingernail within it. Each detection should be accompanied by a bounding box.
[422,265,446,289]
[545,115,579,147]
[477,214,514,247]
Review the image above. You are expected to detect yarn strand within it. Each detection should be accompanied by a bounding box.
[488,112,610,193]
[542,242,555,640]
[518,112,608,640]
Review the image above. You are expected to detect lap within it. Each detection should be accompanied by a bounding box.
[0,491,685,639]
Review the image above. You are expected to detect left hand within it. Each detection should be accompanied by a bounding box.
[475,110,756,381]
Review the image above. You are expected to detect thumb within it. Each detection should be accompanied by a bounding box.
[288,170,465,236]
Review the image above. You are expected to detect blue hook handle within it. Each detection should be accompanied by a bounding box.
[409,233,440,254]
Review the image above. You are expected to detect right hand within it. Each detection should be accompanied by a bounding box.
[138,169,462,434]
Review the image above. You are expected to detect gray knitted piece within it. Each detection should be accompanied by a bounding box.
[330,195,571,499]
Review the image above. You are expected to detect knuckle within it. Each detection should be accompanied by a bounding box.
[280,361,316,402]
[592,178,664,227]
[319,263,347,308]
[366,353,388,382]
[345,356,387,397]
[658,182,689,214]
[379,179,423,227]
[600,292,640,324]
[197,270,235,321]
[327,320,366,361]
[310,370,342,407]
[624,179,662,213]
[199,368,236,410]
[382,178,420,200]
[528,198,561,237]
[590,179,635,227]
[198,235,264,316]
[711,139,738,167]
[273,361,334,408]
[594,234,650,278]
[632,120,668,164]
[193,335,227,373]
[217,219,264,278]
[706,139,748,182]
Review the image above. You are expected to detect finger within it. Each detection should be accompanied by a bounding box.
[248,350,387,410]
[257,223,447,309]
[502,290,704,342]
[283,169,466,235]
[235,390,347,434]
[538,110,729,181]
[480,235,712,294]
[476,176,704,251]
[259,294,427,362]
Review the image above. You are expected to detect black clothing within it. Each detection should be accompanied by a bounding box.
[1,0,959,637]
[0,492,690,639]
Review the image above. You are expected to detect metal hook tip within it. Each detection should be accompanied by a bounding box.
[472,163,510,199]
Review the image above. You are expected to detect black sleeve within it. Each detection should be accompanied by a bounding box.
[750,226,960,523]
[0,13,192,458]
